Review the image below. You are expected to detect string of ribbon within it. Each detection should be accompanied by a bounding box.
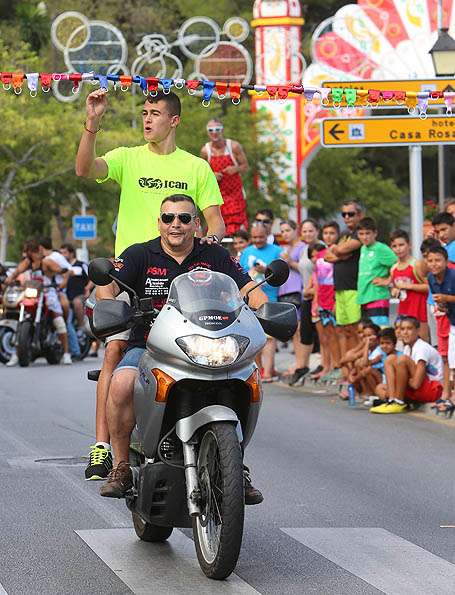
[1,71,454,117]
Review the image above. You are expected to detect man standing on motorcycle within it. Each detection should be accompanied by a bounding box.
[5,240,73,365]
[95,194,268,503]
[76,88,226,481]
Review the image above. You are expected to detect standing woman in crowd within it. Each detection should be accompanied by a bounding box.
[296,218,322,382]
[279,219,307,385]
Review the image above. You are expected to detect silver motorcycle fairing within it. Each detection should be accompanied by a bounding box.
[176,405,243,443]
[0,319,18,331]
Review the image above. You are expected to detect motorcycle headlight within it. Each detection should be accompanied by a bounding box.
[24,287,38,298]
[176,335,250,367]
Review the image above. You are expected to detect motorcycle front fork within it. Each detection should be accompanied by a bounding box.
[182,440,201,517]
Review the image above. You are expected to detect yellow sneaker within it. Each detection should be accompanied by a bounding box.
[370,401,408,414]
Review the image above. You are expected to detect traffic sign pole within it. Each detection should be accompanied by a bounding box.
[409,146,424,259]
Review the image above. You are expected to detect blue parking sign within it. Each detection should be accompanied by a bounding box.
[73,215,97,240]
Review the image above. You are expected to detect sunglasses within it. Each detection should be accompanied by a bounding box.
[341,211,357,218]
[160,212,195,225]
[207,127,223,132]
[255,218,271,224]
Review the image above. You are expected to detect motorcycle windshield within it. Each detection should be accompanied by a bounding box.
[167,269,244,330]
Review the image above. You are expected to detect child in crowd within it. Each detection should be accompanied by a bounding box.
[303,242,327,378]
[349,322,383,399]
[370,316,443,414]
[393,315,405,351]
[339,317,371,382]
[372,328,402,405]
[356,217,397,326]
[314,221,341,380]
[390,229,428,341]
[426,246,455,413]
[232,229,249,259]
[432,212,455,263]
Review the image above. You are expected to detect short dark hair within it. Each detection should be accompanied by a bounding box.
[307,242,325,258]
[359,316,372,326]
[432,212,454,227]
[390,229,409,243]
[322,220,340,235]
[280,219,298,230]
[378,327,397,344]
[61,243,74,254]
[160,193,196,214]
[357,216,377,232]
[301,218,320,231]
[420,237,441,253]
[39,236,52,250]
[24,240,39,254]
[401,315,420,329]
[445,198,455,209]
[207,118,223,126]
[232,229,249,241]
[427,245,448,260]
[363,321,380,336]
[256,208,274,220]
[341,200,364,214]
[146,90,181,117]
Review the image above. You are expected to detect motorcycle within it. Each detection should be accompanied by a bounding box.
[16,279,63,366]
[88,257,297,580]
[0,281,23,364]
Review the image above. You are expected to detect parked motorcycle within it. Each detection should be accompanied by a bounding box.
[88,257,297,580]
[17,279,63,366]
[0,281,23,364]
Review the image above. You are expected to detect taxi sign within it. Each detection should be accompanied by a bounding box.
[320,78,455,109]
[321,115,455,148]
[73,215,97,240]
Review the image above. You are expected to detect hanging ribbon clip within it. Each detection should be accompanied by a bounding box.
[381,90,394,103]
[318,87,331,106]
[174,78,185,89]
[266,86,278,100]
[216,82,228,99]
[12,73,24,95]
[254,84,266,96]
[69,73,82,93]
[394,91,406,105]
[26,72,39,97]
[119,75,132,92]
[444,92,455,115]
[303,87,317,102]
[417,91,429,120]
[1,72,12,91]
[186,80,200,95]
[368,89,381,107]
[146,77,159,96]
[202,81,215,107]
[405,91,418,114]
[331,88,344,108]
[160,78,173,94]
[40,73,52,93]
[230,83,241,105]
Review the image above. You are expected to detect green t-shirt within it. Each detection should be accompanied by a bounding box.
[356,241,397,305]
[97,145,223,256]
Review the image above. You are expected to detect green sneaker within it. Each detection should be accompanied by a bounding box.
[85,445,113,480]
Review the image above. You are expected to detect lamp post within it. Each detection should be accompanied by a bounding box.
[429,27,455,209]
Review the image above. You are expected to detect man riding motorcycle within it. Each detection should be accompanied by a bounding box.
[5,240,73,365]
[96,194,268,502]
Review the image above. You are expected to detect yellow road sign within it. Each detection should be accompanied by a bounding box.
[320,78,455,108]
[321,115,455,148]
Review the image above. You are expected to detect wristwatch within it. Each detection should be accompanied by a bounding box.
[207,234,220,244]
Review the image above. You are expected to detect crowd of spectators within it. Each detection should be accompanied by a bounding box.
[235,200,455,415]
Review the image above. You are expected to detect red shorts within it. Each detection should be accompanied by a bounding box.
[405,376,443,403]
[436,315,450,357]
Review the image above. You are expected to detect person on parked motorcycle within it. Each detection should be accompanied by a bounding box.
[60,243,93,328]
[76,88,226,481]
[95,194,268,503]
[5,240,72,365]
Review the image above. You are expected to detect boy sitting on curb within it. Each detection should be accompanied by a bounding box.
[370,316,443,414]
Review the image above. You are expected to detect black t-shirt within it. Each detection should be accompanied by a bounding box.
[333,230,361,291]
[113,238,251,349]
[67,260,89,301]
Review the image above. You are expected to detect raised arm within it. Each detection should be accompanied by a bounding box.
[75,89,109,179]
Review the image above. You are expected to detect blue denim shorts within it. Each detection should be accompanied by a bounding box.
[113,347,146,375]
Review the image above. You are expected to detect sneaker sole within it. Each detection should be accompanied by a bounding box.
[85,475,106,481]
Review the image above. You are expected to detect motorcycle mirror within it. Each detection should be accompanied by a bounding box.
[88,258,115,286]
[264,260,290,287]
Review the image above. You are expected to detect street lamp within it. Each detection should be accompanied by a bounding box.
[429,28,455,76]
[429,27,455,208]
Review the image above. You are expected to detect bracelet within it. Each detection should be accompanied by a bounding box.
[84,122,100,134]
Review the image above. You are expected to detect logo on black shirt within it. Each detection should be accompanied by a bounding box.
[138,177,188,190]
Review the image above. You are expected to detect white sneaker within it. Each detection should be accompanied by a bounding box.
[6,353,18,367]
[62,352,72,365]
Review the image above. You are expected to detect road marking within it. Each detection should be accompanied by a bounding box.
[0,583,9,594]
[76,528,261,595]
[283,527,455,595]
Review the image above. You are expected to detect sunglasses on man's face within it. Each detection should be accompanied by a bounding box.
[207,126,223,132]
[255,218,271,224]
[341,211,357,218]
[160,212,195,225]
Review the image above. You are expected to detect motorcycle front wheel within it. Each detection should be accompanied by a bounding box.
[193,422,244,580]
[17,321,33,367]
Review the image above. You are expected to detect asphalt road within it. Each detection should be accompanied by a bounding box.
[1,355,455,595]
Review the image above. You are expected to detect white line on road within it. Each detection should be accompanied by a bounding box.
[283,527,455,595]
[0,582,9,594]
[77,528,261,595]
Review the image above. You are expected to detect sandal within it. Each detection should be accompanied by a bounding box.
[430,398,445,413]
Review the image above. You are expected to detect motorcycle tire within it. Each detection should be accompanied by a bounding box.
[193,422,244,580]
[44,347,63,365]
[0,326,15,364]
[17,321,33,367]
[132,512,173,542]
[77,327,91,360]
